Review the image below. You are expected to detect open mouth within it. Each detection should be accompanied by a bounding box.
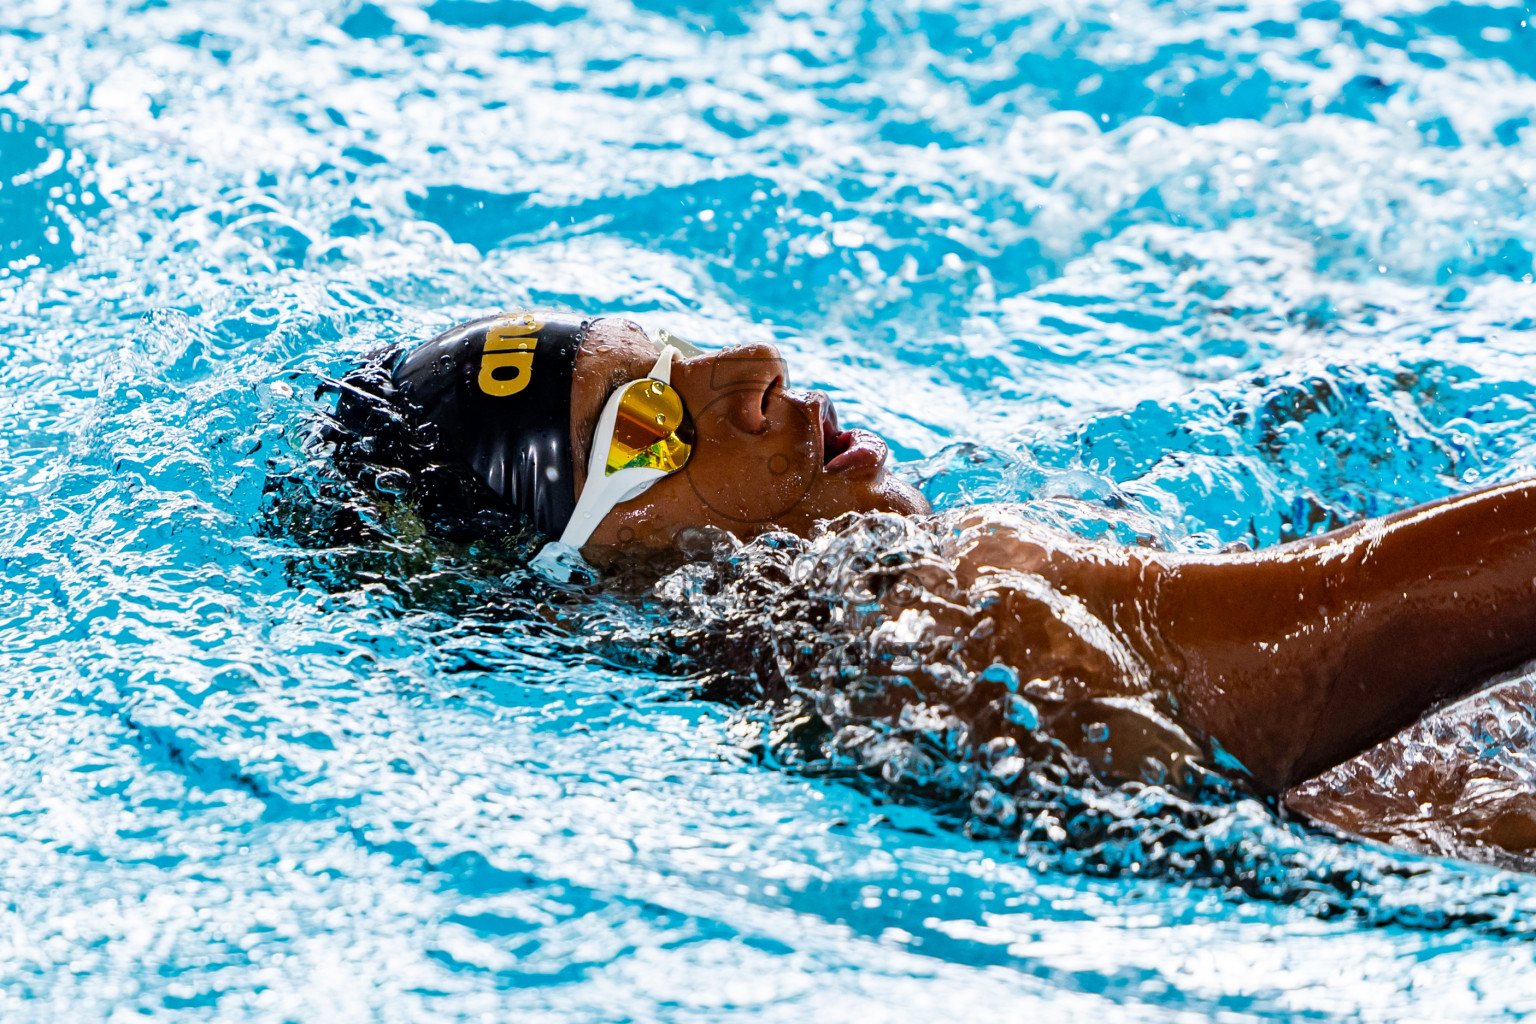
[821,400,850,464]
[819,396,888,476]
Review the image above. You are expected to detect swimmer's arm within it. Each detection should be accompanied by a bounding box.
[957,480,1536,795]
[1140,479,1536,794]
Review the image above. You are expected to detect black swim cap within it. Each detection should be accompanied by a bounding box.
[324,310,588,539]
[387,311,586,536]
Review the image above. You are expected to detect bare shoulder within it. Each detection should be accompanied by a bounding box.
[910,508,1195,770]
[942,506,1147,591]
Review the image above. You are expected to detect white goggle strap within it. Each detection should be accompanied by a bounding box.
[555,345,682,550]
[655,329,703,359]
[648,344,676,385]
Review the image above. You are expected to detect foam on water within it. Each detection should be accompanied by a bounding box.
[7,0,1536,1018]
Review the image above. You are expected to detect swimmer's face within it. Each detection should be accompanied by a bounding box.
[569,319,930,554]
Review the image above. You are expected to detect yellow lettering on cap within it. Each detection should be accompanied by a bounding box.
[478,315,541,396]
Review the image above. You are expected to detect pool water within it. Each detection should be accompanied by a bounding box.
[6,0,1536,1018]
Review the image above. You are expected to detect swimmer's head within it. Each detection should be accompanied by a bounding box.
[565,318,928,556]
[327,310,928,553]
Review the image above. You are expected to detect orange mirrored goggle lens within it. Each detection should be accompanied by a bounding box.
[605,378,695,477]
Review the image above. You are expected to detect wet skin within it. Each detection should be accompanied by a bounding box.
[566,319,929,553]
[941,481,1536,797]
[566,322,1536,800]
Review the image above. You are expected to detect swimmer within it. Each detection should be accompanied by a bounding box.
[325,310,1536,808]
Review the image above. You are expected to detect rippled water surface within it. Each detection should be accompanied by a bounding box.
[8,0,1536,1018]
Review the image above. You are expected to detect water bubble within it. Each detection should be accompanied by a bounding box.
[373,468,411,495]
[970,785,1018,827]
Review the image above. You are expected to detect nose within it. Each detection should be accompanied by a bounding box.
[689,342,789,434]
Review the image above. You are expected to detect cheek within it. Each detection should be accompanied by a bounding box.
[683,420,821,525]
[595,473,702,546]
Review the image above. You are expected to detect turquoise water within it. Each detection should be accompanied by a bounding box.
[8,0,1536,1018]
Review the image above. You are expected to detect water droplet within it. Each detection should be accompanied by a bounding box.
[989,756,1026,786]
[1002,694,1038,730]
[979,663,1020,692]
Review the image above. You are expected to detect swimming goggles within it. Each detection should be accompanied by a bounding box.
[556,343,696,549]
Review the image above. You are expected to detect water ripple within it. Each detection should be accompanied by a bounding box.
[5,0,1536,1019]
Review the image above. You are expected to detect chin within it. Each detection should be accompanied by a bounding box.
[855,476,930,517]
[882,478,932,516]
